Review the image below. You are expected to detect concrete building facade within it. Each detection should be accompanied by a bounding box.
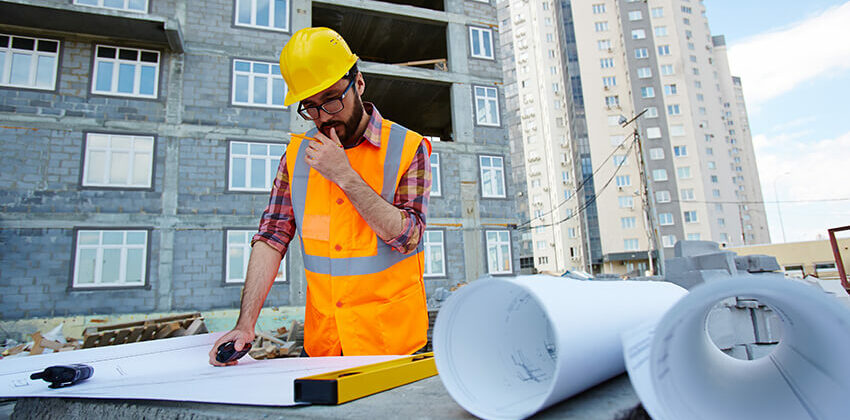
[499,0,769,275]
[0,0,519,320]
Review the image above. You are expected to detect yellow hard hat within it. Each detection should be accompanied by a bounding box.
[279,27,359,107]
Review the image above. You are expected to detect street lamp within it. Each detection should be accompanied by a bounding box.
[773,171,791,243]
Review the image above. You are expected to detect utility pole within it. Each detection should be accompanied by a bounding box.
[621,109,664,276]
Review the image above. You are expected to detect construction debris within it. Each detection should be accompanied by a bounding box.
[249,320,304,360]
[81,313,208,349]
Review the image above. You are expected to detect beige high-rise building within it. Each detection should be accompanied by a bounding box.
[499,0,769,275]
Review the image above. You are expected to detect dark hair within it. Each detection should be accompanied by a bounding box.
[341,63,359,81]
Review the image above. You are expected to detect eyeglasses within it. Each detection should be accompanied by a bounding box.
[297,77,356,120]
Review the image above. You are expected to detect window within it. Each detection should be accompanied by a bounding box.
[592,3,606,13]
[712,189,720,197]
[480,155,506,198]
[677,166,692,179]
[670,125,685,136]
[783,265,804,277]
[641,86,655,98]
[655,26,668,37]
[662,234,676,248]
[228,141,286,191]
[83,133,154,188]
[718,218,726,227]
[226,230,286,283]
[632,29,646,39]
[659,212,674,225]
[660,64,674,75]
[92,45,159,98]
[235,0,290,31]
[73,230,147,288]
[707,161,716,169]
[667,104,681,115]
[602,76,616,87]
[618,196,634,208]
[657,45,671,56]
[645,107,659,118]
[232,59,286,108]
[430,153,441,197]
[673,146,687,157]
[637,67,652,78]
[598,40,612,50]
[616,175,631,187]
[681,6,692,13]
[646,127,662,139]
[652,169,668,181]
[687,233,701,241]
[684,210,698,223]
[568,228,577,238]
[486,230,512,274]
[423,230,446,277]
[656,190,671,203]
[474,86,500,126]
[0,34,60,90]
[710,175,718,183]
[605,95,620,107]
[624,238,639,251]
[651,7,663,18]
[600,57,615,68]
[680,188,695,201]
[664,84,678,95]
[536,240,546,250]
[595,22,609,32]
[470,26,495,59]
[621,217,636,229]
[538,256,549,265]
[613,155,628,166]
[628,11,643,21]
[649,147,665,159]
[635,48,649,59]
[74,0,147,13]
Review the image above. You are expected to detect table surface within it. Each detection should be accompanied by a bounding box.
[12,373,642,420]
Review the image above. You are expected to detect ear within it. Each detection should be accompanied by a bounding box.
[355,72,366,95]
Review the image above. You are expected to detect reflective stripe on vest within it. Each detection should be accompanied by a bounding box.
[291,124,422,276]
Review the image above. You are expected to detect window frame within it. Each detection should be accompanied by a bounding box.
[485,229,513,275]
[473,85,501,127]
[479,154,507,198]
[80,131,156,190]
[71,227,152,290]
[231,58,287,109]
[429,151,442,197]
[469,26,495,60]
[91,44,161,99]
[423,229,447,278]
[227,140,287,193]
[0,33,61,91]
[73,0,149,13]
[233,0,291,33]
[224,228,287,284]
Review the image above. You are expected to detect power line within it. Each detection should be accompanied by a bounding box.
[514,132,637,230]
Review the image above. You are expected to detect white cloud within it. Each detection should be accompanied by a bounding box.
[728,2,850,105]
[757,130,850,242]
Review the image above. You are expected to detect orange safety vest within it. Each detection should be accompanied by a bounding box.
[286,120,431,356]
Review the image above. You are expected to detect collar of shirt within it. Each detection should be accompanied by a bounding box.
[347,102,382,149]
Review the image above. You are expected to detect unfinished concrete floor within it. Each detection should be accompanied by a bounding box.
[11,374,639,419]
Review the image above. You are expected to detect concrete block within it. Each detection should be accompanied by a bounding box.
[673,240,720,258]
[692,252,737,273]
[707,305,756,349]
[734,255,781,273]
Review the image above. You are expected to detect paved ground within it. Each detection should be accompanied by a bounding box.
[10,374,640,419]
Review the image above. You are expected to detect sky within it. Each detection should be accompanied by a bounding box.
[705,0,850,243]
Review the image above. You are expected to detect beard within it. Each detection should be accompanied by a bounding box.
[319,94,365,148]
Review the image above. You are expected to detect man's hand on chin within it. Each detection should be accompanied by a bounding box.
[305,127,354,186]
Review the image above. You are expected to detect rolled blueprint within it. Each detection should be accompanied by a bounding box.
[623,276,850,420]
[432,275,687,420]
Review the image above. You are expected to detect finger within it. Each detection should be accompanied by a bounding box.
[328,127,343,146]
[313,131,331,144]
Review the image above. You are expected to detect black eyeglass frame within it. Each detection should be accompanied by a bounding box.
[297,77,357,121]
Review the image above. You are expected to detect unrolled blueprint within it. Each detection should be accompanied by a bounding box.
[0,332,401,405]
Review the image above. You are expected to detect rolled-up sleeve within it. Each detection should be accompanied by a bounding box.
[252,153,296,255]
[384,142,431,254]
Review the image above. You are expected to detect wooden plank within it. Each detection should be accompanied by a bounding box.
[82,334,100,349]
[112,329,132,345]
[139,325,158,341]
[98,331,117,347]
[30,332,44,355]
[2,343,26,356]
[183,319,207,336]
[256,331,288,346]
[126,327,144,343]
[154,323,180,339]
[39,338,65,351]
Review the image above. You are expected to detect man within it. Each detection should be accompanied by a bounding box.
[209,27,431,364]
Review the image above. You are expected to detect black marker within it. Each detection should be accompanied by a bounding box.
[31,363,93,388]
